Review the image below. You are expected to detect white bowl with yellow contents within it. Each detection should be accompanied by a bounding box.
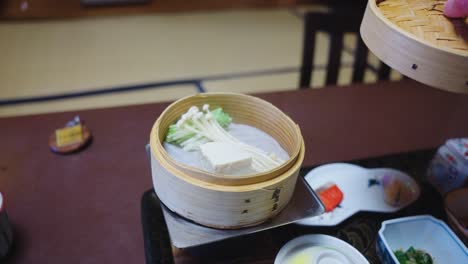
[275,234,368,264]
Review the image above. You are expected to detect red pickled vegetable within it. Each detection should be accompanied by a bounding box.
[318,184,343,212]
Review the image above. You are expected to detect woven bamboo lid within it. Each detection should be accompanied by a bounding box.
[361,0,468,93]
[379,0,467,52]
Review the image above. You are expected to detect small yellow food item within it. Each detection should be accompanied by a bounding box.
[55,125,83,147]
[284,246,350,264]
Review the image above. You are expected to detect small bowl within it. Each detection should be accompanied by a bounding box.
[275,234,369,264]
[445,188,468,244]
[376,215,468,264]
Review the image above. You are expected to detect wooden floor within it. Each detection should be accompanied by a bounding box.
[0,8,399,117]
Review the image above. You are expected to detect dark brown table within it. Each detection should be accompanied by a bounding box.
[1,79,468,263]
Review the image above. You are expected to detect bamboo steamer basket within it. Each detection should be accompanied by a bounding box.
[361,0,468,93]
[149,93,305,229]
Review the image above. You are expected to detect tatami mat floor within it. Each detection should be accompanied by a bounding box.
[0,8,398,117]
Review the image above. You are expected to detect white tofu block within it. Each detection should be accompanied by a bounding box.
[199,142,252,174]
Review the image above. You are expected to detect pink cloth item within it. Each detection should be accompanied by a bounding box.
[444,0,468,18]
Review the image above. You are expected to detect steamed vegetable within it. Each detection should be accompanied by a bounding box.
[165,104,283,172]
[394,247,433,264]
[165,106,232,150]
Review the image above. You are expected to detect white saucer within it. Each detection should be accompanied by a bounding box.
[296,163,420,226]
[274,234,369,264]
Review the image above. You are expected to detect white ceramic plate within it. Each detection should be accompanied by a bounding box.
[274,234,369,264]
[296,163,420,226]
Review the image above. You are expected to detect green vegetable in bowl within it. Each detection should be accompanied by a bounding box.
[165,106,232,148]
[394,247,433,264]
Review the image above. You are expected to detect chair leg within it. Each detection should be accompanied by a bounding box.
[378,62,391,81]
[352,35,368,83]
[299,65,312,89]
[326,33,343,86]
[299,13,315,89]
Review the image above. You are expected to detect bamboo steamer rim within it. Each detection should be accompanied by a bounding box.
[150,92,303,186]
[152,134,305,193]
[361,0,468,94]
[372,0,468,56]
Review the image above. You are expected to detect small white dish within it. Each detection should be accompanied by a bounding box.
[376,215,468,264]
[274,234,369,264]
[296,163,420,226]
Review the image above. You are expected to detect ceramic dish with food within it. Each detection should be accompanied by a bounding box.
[275,234,369,264]
[296,163,420,226]
[376,215,468,264]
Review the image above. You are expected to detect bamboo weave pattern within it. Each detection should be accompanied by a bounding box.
[378,0,468,52]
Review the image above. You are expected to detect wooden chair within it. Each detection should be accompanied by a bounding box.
[299,3,392,88]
